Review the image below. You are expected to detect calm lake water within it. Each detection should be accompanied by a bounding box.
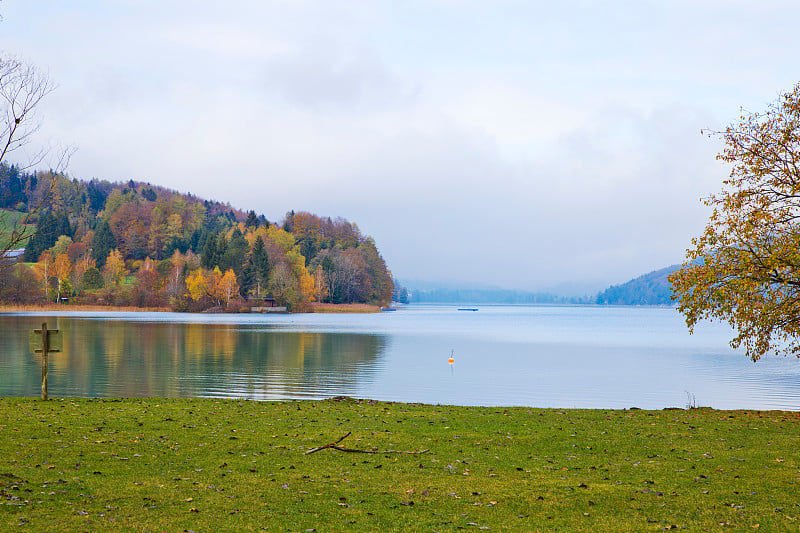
[1,305,799,410]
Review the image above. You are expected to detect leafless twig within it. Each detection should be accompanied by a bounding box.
[304,432,429,455]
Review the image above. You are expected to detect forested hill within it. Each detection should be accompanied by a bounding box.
[0,164,393,310]
[595,265,678,305]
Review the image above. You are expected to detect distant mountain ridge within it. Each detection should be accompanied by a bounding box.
[401,265,679,306]
[595,265,679,305]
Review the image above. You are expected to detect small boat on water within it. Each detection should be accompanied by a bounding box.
[381,308,397,312]
[457,308,478,311]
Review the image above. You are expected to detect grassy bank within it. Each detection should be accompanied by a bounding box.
[0,398,798,531]
[0,209,34,249]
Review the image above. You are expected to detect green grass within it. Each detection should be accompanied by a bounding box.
[1,398,798,531]
[0,209,34,249]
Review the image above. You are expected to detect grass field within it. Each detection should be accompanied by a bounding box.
[0,209,34,250]
[0,398,798,531]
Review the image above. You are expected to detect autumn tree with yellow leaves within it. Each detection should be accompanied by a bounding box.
[103,249,127,287]
[52,253,72,302]
[670,83,800,361]
[218,268,239,308]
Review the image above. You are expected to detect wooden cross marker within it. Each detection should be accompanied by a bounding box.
[29,322,62,400]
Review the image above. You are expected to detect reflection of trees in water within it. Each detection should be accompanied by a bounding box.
[191,328,388,398]
[0,316,387,399]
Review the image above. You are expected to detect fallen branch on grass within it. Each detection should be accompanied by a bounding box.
[303,431,429,455]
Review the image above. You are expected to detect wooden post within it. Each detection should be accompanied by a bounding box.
[41,321,49,400]
[29,323,61,400]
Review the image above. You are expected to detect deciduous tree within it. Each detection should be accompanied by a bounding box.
[670,83,800,360]
[133,257,162,307]
[186,269,209,303]
[81,266,103,290]
[52,253,72,302]
[218,268,239,308]
[32,249,52,298]
[103,249,127,287]
[268,263,298,309]
[207,266,224,306]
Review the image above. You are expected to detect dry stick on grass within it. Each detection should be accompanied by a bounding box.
[304,431,429,456]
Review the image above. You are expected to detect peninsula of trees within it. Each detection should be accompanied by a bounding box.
[0,166,393,311]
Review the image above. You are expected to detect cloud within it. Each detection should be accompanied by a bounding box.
[263,41,416,111]
[3,0,800,291]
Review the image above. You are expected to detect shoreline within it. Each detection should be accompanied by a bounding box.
[0,302,386,314]
[0,303,172,313]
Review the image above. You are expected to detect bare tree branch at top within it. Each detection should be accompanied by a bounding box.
[0,55,73,267]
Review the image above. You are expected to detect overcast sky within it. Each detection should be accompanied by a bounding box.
[2,1,799,292]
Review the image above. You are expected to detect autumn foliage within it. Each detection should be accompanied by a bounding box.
[670,83,800,360]
[0,171,393,311]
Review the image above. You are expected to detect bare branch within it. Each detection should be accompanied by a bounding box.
[0,55,72,267]
[0,57,56,166]
[304,432,429,456]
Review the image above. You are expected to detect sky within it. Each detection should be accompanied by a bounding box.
[2,1,800,293]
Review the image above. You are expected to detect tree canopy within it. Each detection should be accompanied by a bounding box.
[0,168,394,310]
[670,83,800,361]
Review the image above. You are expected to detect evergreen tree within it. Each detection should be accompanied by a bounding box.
[189,229,204,253]
[251,237,270,297]
[0,165,25,208]
[239,259,255,297]
[86,181,109,212]
[53,211,72,239]
[21,210,72,262]
[23,211,56,261]
[245,210,259,228]
[91,221,116,268]
[283,210,295,232]
[201,233,217,269]
[223,228,248,276]
[215,233,229,269]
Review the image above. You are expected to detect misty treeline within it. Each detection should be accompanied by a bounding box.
[0,164,393,310]
[402,268,678,307]
[594,265,677,306]
[406,287,594,305]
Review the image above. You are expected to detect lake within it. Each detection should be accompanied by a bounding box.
[1,305,799,410]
